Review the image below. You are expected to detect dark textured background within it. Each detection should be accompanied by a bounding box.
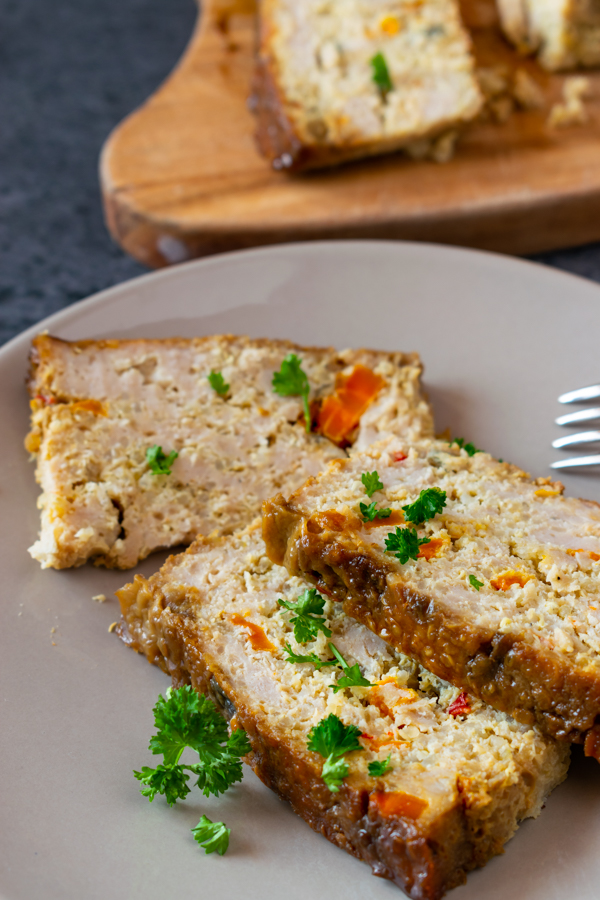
[2,0,600,347]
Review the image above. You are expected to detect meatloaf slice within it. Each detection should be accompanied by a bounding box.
[116,523,568,900]
[251,0,483,172]
[263,435,600,751]
[497,0,600,70]
[26,335,431,569]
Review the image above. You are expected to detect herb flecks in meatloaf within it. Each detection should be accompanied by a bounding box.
[116,523,568,900]
[263,436,600,749]
[25,335,432,569]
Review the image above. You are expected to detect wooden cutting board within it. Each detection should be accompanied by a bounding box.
[100,0,600,267]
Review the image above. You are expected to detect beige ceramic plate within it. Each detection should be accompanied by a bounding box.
[2,241,600,900]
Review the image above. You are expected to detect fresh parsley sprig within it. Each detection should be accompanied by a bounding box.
[384,526,430,565]
[469,574,484,591]
[360,501,392,522]
[452,437,482,457]
[272,353,311,433]
[328,643,373,693]
[208,370,229,396]
[402,488,447,525]
[307,714,362,792]
[370,52,393,98]
[278,589,332,643]
[283,643,335,669]
[361,471,384,497]
[134,686,251,855]
[146,444,178,475]
[368,754,393,777]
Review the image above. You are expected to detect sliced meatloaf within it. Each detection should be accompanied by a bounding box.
[25,335,431,569]
[497,0,600,70]
[263,435,600,751]
[116,523,569,900]
[251,0,483,172]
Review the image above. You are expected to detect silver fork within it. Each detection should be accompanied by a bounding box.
[551,384,600,469]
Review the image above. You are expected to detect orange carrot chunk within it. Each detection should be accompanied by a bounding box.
[490,570,532,591]
[317,364,385,444]
[417,536,447,560]
[371,790,428,819]
[71,399,108,416]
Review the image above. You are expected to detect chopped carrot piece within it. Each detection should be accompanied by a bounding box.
[317,364,385,444]
[371,790,427,819]
[490,570,532,591]
[71,399,107,416]
[230,613,275,652]
[343,364,385,398]
[417,536,448,560]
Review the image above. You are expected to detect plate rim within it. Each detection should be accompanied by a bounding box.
[4,239,600,357]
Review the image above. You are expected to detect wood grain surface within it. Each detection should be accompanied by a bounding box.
[100,0,600,267]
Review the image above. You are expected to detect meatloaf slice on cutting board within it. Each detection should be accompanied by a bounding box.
[116,523,568,900]
[251,0,483,171]
[26,334,431,570]
[263,435,600,751]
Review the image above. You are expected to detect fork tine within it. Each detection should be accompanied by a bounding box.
[552,430,600,449]
[558,385,600,403]
[556,407,600,426]
[551,455,600,469]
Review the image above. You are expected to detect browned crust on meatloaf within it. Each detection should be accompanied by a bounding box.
[117,560,519,900]
[262,493,600,747]
[250,57,310,171]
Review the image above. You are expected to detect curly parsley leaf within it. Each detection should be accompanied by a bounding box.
[370,51,393,98]
[307,713,363,792]
[307,713,362,758]
[361,471,384,497]
[278,588,332,643]
[360,501,392,522]
[149,687,228,765]
[283,642,335,669]
[272,353,311,433]
[469,574,484,591]
[207,370,229,396]
[328,643,373,692]
[191,816,231,855]
[146,444,178,475]
[368,754,393,777]
[140,686,250,798]
[452,437,482,457]
[384,526,430,565]
[134,764,191,806]
[402,488,447,525]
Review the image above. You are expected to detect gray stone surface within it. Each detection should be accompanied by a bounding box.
[1,0,600,346]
